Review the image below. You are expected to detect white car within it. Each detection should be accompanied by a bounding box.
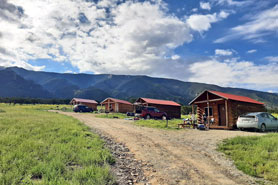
[237,112,278,132]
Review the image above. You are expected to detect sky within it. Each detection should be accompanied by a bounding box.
[0,0,278,92]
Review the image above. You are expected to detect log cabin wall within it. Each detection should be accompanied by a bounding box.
[118,103,134,113]
[196,100,226,127]
[196,100,265,129]
[191,90,265,129]
[104,103,115,112]
[229,101,266,128]
[81,103,97,111]
[102,99,133,113]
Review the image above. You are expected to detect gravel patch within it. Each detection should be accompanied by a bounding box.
[92,128,149,185]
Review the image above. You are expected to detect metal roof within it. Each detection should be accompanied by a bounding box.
[210,91,264,105]
[71,98,98,104]
[101,98,132,105]
[189,90,264,105]
[137,97,181,106]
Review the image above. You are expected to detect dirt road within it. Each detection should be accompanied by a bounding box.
[58,112,263,185]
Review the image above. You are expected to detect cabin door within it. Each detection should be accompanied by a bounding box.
[218,104,226,126]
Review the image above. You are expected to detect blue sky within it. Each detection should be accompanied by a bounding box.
[0,0,278,92]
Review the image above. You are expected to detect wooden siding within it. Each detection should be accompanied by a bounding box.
[103,102,133,113]
[195,100,265,129]
[118,103,134,113]
[229,100,266,128]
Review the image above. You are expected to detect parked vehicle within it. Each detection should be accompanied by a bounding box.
[237,112,278,132]
[126,112,135,116]
[140,107,167,120]
[73,104,93,113]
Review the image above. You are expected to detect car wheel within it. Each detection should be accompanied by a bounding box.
[261,124,266,132]
[162,115,167,120]
[80,110,83,113]
[240,128,244,131]
[146,114,151,119]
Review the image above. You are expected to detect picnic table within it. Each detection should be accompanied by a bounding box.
[178,120,197,129]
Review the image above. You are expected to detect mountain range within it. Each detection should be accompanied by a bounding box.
[1,66,278,108]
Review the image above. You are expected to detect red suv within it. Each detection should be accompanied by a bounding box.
[140,107,167,120]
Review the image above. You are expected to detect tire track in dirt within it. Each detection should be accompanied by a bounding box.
[57,111,264,185]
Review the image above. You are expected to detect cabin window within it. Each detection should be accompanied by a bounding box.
[205,107,213,116]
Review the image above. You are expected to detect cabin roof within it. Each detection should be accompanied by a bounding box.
[70,98,98,104]
[101,98,132,105]
[190,90,264,105]
[136,97,181,106]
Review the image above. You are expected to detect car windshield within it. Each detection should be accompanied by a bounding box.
[240,113,257,118]
[268,114,276,120]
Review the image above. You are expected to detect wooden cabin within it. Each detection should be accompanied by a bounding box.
[189,90,265,129]
[100,98,133,113]
[70,98,98,111]
[134,98,181,118]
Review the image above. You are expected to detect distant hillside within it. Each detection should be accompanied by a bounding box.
[0,70,51,98]
[1,66,278,108]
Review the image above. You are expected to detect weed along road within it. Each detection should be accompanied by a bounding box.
[58,111,264,185]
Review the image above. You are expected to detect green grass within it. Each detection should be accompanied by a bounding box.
[95,113,129,119]
[0,104,115,185]
[134,119,185,129]
[219,134,278,183]
[96,112,191,129]
[272,113,278,118]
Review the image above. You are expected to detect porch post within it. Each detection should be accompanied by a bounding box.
[108,99,110,112]
[192,104,195,127]
[206,91,210,129]
[225,100,228,128]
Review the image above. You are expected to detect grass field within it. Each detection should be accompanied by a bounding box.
[219,134,278,183]
[96,112,191,129]
[0,104,115,185]
[134,119,187,129]
[95,113,130,119]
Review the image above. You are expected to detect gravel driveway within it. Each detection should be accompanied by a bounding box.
[57,112,264,185]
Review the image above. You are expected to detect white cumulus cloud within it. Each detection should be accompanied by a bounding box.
[200,2,211,10]
[171,55,180,60]
[188,58,278,90]
[0,0,194,77]
[186,11,229,32]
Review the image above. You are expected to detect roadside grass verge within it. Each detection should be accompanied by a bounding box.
[218,134,278,183]
[0,104,115,184]
[95,112,191,129]
[134,119,185,129]
[95,113,129,119]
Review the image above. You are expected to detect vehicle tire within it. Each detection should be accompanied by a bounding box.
[260,124,266,132]
[80,110,83,113]
[240,128,244,131]
[162,115,167,120]
[145,114,151,120]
